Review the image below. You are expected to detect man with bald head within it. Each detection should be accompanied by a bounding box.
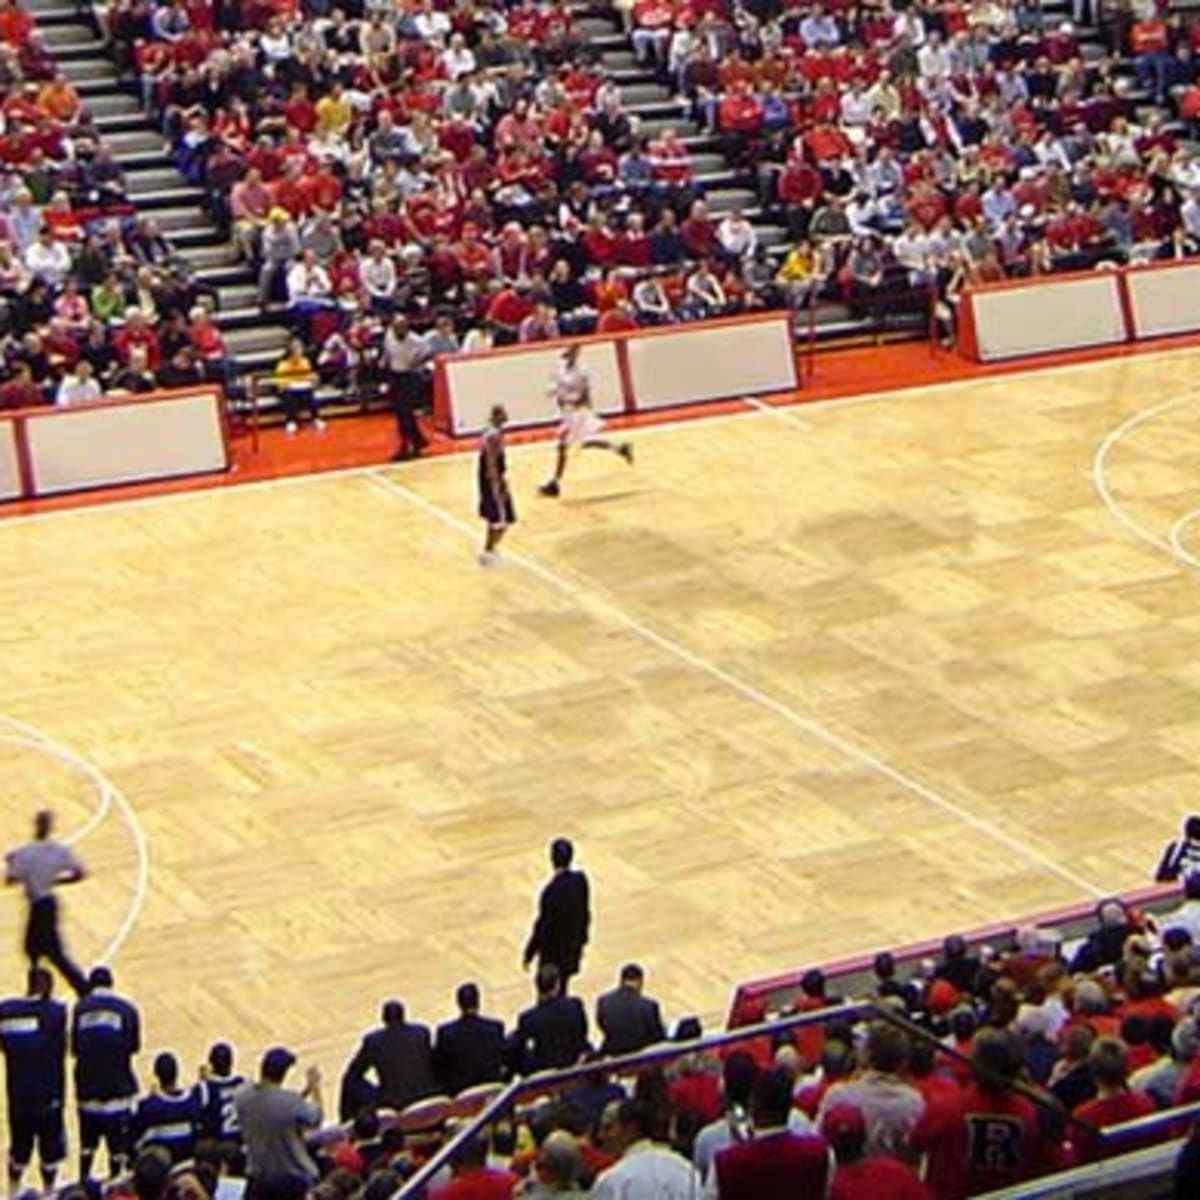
[5,810,88,996]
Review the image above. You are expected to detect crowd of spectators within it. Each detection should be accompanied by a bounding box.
[15,877,1200,1200]
[10,0,1200,415]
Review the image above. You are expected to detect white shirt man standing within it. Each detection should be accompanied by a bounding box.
[591,1099,700,1200]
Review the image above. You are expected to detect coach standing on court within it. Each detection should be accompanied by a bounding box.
[5,810,89,997]
[523,838,591,988]
[0,966,68,1194]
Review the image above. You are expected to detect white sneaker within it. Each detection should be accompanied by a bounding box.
[478,551,497,567]
[313,418,327,431]
[285,421,298,435]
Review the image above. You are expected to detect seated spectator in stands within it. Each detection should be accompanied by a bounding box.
[915,1029,1046,1198]
[591,1098,699,1199]
[232,169,272,264]
[431,1136,519,1200]
[259,209,301,308]
[187,306,233,388]
[1070,1036,1156,1163]
[715,207,756,266]
[287,248,335,335]
[1071,900,1139,973]
[515,1129,587,1198]
[1130,1015,1194,1107]
[824,1104,929,1200]
[24,225,70,288]
[110,308,161,374]
[817,1023,924,1160]
[650,209,688,266]
[342,1000,436,1115]
[272,336,323,436]
[596,299,638,335]
[360,241,398,316]
[809,196,852,245]
[844,236,887,316]
[632,273,673,325]
[692,1052,757,1182]
[508,965,590,1077]
[709,1066,829,1199]
[55,357,101,406]
[133,1051,209,1163]
[681,261,728,321]
[109,344,158,394]
[0,360,44,409]
[432,983,505,1098]
[936,936,982,996]
[518,301,560,343]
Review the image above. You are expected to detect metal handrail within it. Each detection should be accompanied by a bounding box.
[392,1000,875,1199]
[1098,1096,1200,1145]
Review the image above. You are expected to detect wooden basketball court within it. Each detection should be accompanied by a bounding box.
[1,347,1197,1090]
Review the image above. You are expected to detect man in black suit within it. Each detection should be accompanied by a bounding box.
[432,983,505,1096]
[523,838,590,987]
[507,965,589,1076]
[596,964,666,1057]
[340,1001,436,1116]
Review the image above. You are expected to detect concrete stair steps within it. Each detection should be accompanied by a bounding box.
[225,324,291,357]
[617,81,674,105]
[75,84,139,110]
[217,282,261,310]
[57,56,119,82]
[176,241,242,269]
[103,127,166,155]
[704,187,758,214]
[91,111,147,133]
[38,20,98,44]
[45,39,107,59]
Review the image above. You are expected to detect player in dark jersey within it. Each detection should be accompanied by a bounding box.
[0,966,67,1192]
[132,1051,209,1163]
[72,965,141,1180]
[478,404,515,567]
[201,1042,246,1147]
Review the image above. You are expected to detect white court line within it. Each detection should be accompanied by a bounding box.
[0,713,148,965]
[4,342,1200,530]
[1169,510,1200,570]
[368,468,1105,899]
[744,396,813,431]
[1092,391,1200,561]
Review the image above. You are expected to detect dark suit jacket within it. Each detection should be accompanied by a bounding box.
[344,1022,436,1111]
[523,869,590,976]
[596,985,666,1057]
[507,995,589,1076]
[432,1013,506,1096]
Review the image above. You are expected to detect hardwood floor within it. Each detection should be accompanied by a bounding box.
[1,348,1197,1097]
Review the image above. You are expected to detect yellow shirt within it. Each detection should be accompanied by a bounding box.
[776,248,814,284]
[275,353,316,387]
[315,95,352,135]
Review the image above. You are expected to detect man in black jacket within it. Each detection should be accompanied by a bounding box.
[596,964,666,1057]
[433,984,505,1096]
[523,838,590,987]
[341,1001,436,1115]
[508,965,589,1076]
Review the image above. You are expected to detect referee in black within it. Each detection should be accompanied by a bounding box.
[4,809,89,997]
[0,966,68,1193]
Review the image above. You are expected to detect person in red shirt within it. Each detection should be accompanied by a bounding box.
[825,1105,930,1200]
[596,300,638,334]
[713,1067,830,1200]
[430,1136,519,1200]
[681,199,717,259]
[282,83,317,136]
[1069,1037,1157,1165]
[795,1039,854,1118]
[1131,15,1171,101]
[112,309,162,371]
[913,1029,1050,1200]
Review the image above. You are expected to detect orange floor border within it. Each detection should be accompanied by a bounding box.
[10,329,1200,518]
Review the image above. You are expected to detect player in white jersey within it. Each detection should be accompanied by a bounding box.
[539,345,633,497]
